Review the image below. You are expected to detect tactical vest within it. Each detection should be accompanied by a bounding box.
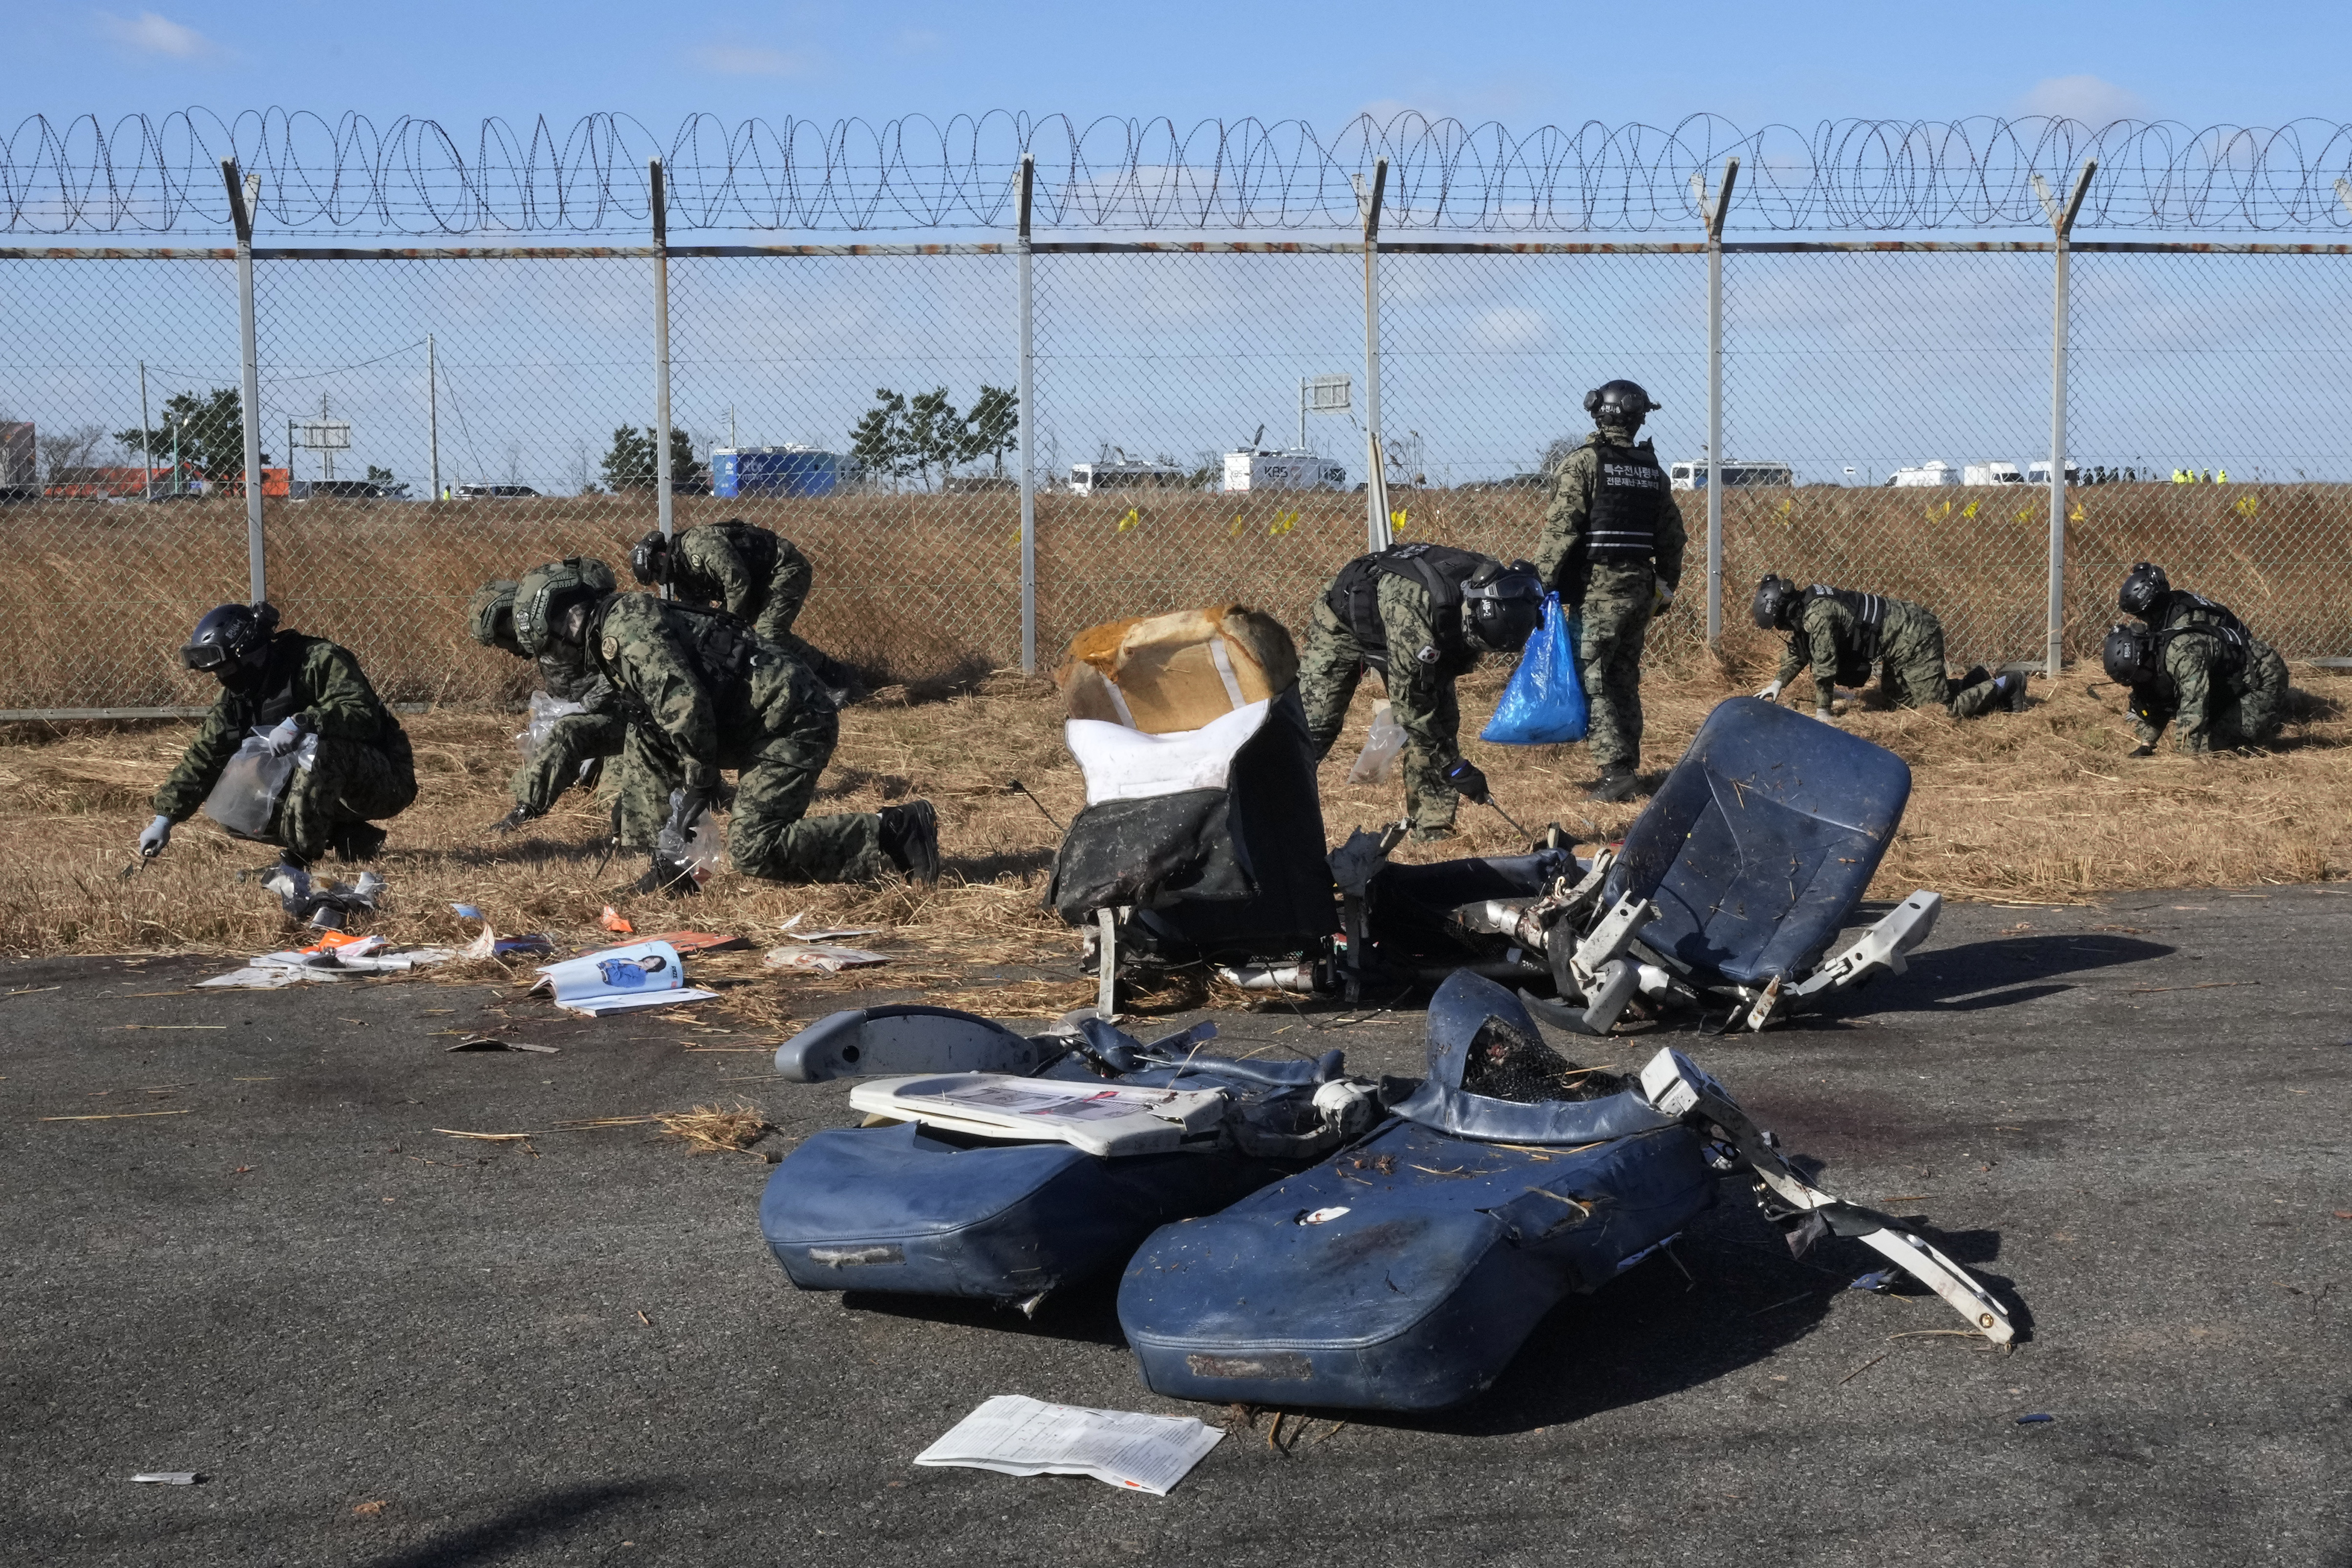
[1325,542,1487,675]
[1806,584,1889,664]
[590,599,762,716]
[1585,441,1668,560]
[2159,592,2250,679]
[241,636,311,730]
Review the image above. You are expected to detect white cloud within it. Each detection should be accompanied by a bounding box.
[2014,74,2150,125]
[97,10,219,59]
[687,43,813,77]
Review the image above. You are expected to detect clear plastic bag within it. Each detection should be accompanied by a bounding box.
[1348,699,1406,783]
[662,788,730,882]
[201,727,317,838]
[514,691,588,757]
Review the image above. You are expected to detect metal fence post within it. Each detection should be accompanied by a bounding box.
[1699,156,1739,650]
[1017,155,1037,675]
[649,157,674,579]
[2038,159,2095,674]
[221,158,266,605]
[1361,157,1390,552]
[137,360,153,502]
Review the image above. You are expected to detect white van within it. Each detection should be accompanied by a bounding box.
[1668,460,1794,491]
[1886,461,1959,488]
[1068,460,1188,495]
[1223,449,1347,492]
[1962,461,2026,486]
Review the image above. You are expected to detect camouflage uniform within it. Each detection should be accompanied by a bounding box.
[151,632,416,862]
[2129,607,2289,754]
[1301,550,1488,836]
[668,520,855,691]
[1534,428,1685,774]
[1773,590,2008,717]
[471,578,664,844]
[583,592,893,882]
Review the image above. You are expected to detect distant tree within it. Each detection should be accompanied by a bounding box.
[903,387,967,492]
[37,423,108,487]
[849,389,911,491]
[116,388,247,486]
[962,385,1019,476]
[599,426,706,494]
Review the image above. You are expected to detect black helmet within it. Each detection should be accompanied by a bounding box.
[469,580,522,655]
[2102,622,2156,687]
[1462,558,1545,654]
[513,557,619,656]
[1583,379,1660,429]
[630,531,671,587]
[1751,574,1802,631]
[182,602,279,677]
[2118,561,2170,620]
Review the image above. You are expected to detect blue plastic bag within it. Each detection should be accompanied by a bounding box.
[1478,593,1587,745]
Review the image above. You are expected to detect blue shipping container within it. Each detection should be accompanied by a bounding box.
[712,446,842,498]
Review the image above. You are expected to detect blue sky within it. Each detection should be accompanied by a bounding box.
[12,0,2347,133]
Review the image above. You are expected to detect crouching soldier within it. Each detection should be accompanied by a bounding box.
[631,522,859,700]
[2107,562,2288,754]
[1750,575,2027,719]
[1301,543,1544,840]
[511,565,939,893]
[470,567,667,845]
[136,603,416,867]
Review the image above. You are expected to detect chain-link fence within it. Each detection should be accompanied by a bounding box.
[5,233,2351,715]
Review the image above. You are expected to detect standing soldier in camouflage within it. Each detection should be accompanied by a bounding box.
[631,522,859,699]
[1300,544,1544,839]
[2106,562,2289,754]
[511,566,939,893]
[470,568,676,846]
[1749,575,2028,719]
[134,603,416,868]
[1534,379,1684,802]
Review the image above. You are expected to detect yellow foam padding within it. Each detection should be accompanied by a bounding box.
[1054,606,1300,734]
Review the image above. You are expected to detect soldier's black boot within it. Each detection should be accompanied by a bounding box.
[330,822,387,862]
[1999,671,2032,712]
[879,800,941,883]
[1584,767,1639,804]
[1958,664,1990,690]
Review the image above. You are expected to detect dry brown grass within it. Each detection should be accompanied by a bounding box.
[6,483,2347,709]
[3,653,2347,1023]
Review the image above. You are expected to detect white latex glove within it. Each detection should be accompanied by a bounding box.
[263,714,311,757]
[1815,707,1837,724]
[1754,680,1783,701]
[137,815,172,859]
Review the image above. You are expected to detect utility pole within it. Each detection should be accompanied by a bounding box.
[427,333,440,501]
[137,361,153,501]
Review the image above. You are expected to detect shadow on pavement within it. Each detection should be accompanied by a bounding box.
[1828,933,2172,1014]
[359,1481,664,1568]
[842,1270,1130,1349]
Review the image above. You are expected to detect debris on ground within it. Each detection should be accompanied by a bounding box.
[780,913,884,943]
[765,944,890,973]
[638,931,753,954]
[529,941,718,1016]
[197,934,456,988]
[556,1101,775,1157]
[445,1036,559,1054]
[599,906,634,934]
[260,864,385,929]
[129,1473,198,1485]
[913,1395,1223,1496]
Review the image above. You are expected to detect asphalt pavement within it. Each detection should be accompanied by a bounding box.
[3,889,2349,1567]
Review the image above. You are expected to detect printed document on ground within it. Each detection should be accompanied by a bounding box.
[914,1395,1222,1496]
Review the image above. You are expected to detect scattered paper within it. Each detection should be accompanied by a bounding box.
[450,902,485,921]
[764,944,890,973]
[599,905,634,934]
[531,941,717,1016]
[129,1473,199,1485]
[198,943,455,988]
[780,915,885,943]
[915,1395,1221,1496]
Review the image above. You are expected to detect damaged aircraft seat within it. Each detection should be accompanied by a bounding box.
[1046,607,1338,970]
[1602,696,1931,994]
[1117,971,1718,1411]
[759,1009,1378,1306]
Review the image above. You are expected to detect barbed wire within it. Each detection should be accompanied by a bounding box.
[8,109,2352,236]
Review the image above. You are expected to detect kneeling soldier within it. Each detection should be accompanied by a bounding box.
[1750,575,2026,719]
[1301,543,1543,839]
[470,566,653,841]
[510,565,939,892]
[137,603,416,867]
[2107,561,2288,754]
